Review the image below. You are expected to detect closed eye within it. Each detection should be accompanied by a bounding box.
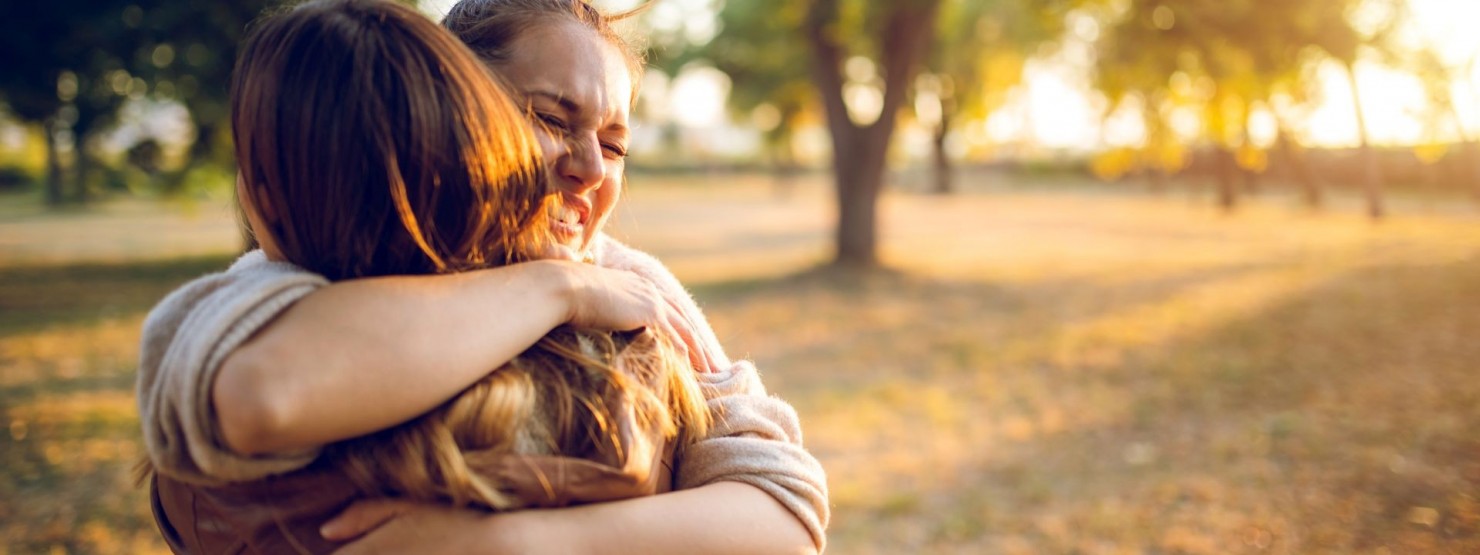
[535,112,568,133]
[601,142,628,159]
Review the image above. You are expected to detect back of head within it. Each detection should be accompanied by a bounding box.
[231,0,550,281]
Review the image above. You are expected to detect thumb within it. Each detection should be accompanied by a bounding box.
[320,499,409,541]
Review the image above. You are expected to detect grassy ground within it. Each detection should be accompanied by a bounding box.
[2,176,1479,553]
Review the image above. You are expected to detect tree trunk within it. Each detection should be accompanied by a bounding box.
[1276,129,1322,209]
[1142,99,1168,194]
[805,0,941,268]
[1241,165,1259,197]
[1238,106,1259,197]
[929,96,953,195]
[834,134,884,266]
[1145,166,1167,193]
[1343,61,1384,219]
[1205,95,1238,212]
[1215,147,1238,212]
[73,139,92,204]
[769,124,800,200]
[69,96,110,205]
[930,112,953,195]
[43,119,64,206]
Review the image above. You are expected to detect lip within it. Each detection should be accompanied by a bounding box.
[559,193,592,226]
[549,195,588,247]
[551,219,583,245]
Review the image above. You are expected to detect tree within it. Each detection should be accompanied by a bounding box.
[127,1,280,189]
[683,1,815,183]
[697,0,944,265]
[0,0,133,204]
[1307,0,1407,219]
[1093,0,1403,217]
[1401,46,1480,200]
[0,1,278,205]
[804,0,942,267]
[921,0,1077,194]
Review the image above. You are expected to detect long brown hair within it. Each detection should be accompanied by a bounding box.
[232,0,549,280]
[222,0,708,508]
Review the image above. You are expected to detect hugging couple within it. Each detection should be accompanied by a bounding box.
[136,0,827,552]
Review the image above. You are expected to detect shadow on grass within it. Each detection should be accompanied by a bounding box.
[0,254,237,336]
[688,257,1316,394]
[693,255,1306,311]
[827,254,1480,552]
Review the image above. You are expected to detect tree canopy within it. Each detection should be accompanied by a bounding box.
[0,1,287,204]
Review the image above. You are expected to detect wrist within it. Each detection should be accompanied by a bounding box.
[515,260,580,326]
[532,260,577,325]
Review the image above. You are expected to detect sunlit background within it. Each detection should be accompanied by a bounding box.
[3,0,1479,553]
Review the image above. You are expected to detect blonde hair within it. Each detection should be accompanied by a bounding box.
[329,327,710,509]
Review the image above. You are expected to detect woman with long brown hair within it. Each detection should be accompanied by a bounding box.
[138,0,826,552]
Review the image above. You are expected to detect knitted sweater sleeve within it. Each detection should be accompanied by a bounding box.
[135,250,329,485]
[590,235,831,550]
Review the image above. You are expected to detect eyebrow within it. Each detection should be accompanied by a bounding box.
[526,90,629,137]
[526,90,581,115]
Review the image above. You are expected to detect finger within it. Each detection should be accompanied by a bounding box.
[664,300,714,373]
[321,499,409,541]
[664,310,708,373]
[655,317,693,369]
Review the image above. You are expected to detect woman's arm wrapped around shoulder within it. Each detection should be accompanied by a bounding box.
[138,247,725,484]
[136,251,328,484]
[139,251,589,482]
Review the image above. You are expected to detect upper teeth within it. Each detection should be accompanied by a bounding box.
[554,205,579,225]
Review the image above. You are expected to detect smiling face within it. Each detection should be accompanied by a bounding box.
[495,19,633,261]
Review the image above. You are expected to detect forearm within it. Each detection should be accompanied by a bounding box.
[509,482,816,555]
[214,261,571,455]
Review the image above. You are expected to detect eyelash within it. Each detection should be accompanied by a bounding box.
[536,113,567,132]
[535,112,628,159]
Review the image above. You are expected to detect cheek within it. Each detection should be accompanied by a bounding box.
[534,128,563,170]
[595,170,623,216]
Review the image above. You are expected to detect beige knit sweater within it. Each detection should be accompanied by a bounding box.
[135,235,829,549]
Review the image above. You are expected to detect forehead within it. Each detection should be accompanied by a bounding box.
[500,20,632,120]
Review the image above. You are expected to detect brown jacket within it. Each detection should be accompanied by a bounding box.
[151,444,676,554]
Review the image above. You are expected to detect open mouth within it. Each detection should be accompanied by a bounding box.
[550,197,591,243]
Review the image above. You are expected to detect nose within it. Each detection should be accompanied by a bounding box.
[554,132,605,195]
